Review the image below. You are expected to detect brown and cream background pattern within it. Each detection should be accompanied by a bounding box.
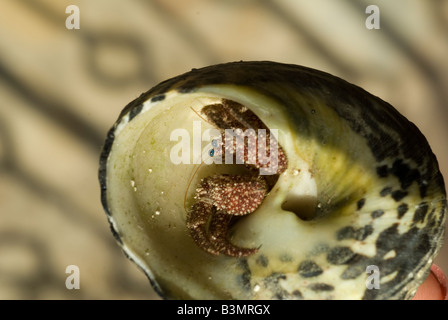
[0,0,447,299]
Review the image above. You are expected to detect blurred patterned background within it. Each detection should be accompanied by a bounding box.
[0,0,447,299]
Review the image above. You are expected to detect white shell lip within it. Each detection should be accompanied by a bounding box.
[99,94,169,298]
[99,61,447,300]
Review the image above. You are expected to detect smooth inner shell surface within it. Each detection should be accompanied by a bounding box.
[100,62,446,300]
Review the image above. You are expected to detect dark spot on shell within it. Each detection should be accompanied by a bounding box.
[413,202,428,224]
[150,94,166,102]
[308,283,334,292]
[391,159,421,190]
[356,225,373,241]
[362,288,377,300]
[336,225,373,241]
[375,224,399,254]
[298,260,323,278]
[341,263,368,280]
[256,254,269,268]
[273,293,283,299]
[128,103,144,121]
[397,203,408,219]
[371,210,384,219]
[392,190,408,202]
[380,187,392,197]
[418,180,429,199]
[236,258,252,292]
[265,272,286,282]
[327,246,359,265]
[357,198,366,211]
[336,226,356,240]
[376,165,389,178]
[178,86,195,94]
[310,243,329,256]
[279,254,293,262]
[115,90,152,122]
[263,273,291,299]
[426,208,437,229]
[292,290,303,299]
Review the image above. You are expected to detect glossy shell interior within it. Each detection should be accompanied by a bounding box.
[99,61,447,299]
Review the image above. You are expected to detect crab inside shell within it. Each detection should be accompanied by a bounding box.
[100,62,446,300]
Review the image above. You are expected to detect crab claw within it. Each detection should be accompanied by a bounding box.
[186,175,267,257]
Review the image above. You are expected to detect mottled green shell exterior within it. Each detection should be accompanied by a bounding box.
[100,61,446,299]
